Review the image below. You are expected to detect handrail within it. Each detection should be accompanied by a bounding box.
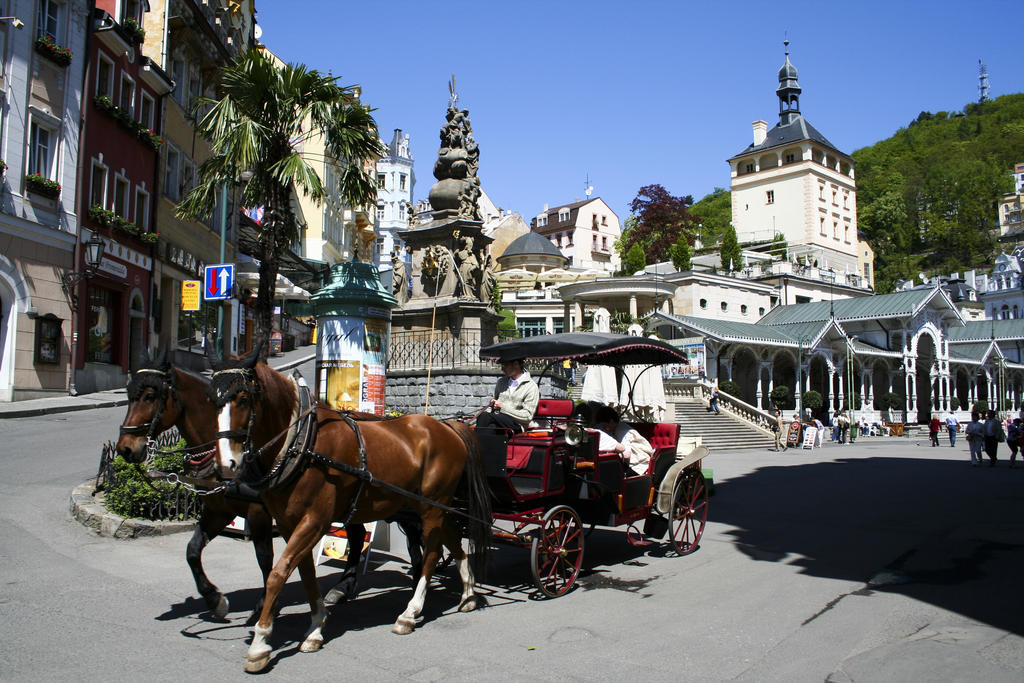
[665,378,774,433]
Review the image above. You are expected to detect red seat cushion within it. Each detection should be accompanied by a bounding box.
[536,399,574,418]
[507,445,534,470]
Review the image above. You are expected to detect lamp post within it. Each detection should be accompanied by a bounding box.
[215,182,228,353]
[61,231,106,395]
[847,335,858,441]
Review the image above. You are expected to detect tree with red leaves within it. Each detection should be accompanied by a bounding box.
[618,184,698,267]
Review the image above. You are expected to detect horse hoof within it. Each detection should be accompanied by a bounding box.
[458,597,478,613]
[244,652,270,674]
[212,595,229,620]
[300,637,323,653]
[392,618,415,635]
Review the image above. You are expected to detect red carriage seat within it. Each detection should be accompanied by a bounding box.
[628,422,679,477]
[532,399,574,429]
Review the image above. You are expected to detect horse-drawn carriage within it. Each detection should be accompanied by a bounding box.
[474,332,710,597]
[115,332,709,672]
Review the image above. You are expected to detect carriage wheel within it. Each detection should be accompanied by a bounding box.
[669,470,708,556]
[530,505,584,598]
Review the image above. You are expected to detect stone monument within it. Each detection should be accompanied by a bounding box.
[387,78,510,416]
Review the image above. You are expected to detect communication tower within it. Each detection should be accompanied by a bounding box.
[978,59,990,103]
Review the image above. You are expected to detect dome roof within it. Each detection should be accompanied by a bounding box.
[778,54,798,82]
[502,231,565,259]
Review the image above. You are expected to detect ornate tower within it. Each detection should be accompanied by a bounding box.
[777,40,801,125]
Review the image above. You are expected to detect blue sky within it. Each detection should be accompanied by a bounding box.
[258,0,1019,223]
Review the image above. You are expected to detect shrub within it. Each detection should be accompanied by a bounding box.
[719,380,742,397]
[769,385,791,409]
[104,438,198,521]
[802,389,824,412]
[950,396,961,411]
[843,392,862,410]
[973,400,989,415]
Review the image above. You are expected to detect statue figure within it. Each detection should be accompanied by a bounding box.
[391,252,409,306]
[454,235,481,299]
[428,77,482,221]
[421,245,456,297]
[480,254,496,306]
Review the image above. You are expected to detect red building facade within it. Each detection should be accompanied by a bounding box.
[72,2,172,392]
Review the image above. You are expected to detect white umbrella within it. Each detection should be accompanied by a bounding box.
[618,325,667,421]
[581,307,619,406]
[537,267,578,283]
[495,268,537,286]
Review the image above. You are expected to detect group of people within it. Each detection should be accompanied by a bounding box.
[928,413,961,447]
[964,410,1021,467]
[476,356,652,474]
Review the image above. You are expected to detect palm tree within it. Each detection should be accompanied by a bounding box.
[177,48,383,358]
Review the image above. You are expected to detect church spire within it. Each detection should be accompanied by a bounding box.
[777,39,802,125]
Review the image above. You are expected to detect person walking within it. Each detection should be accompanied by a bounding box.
[982,410,1004,467]
[1008,418,1023,468]
[945,412,959,446]
[773,408,786,451]
[965,412,984,466]
[929,415,941,446]
[709,387,720,415]
[831,411,840,443]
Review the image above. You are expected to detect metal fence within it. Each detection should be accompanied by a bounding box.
[388,329,508,372]
[95,427,202,521]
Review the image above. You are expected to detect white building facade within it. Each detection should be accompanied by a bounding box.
[729,42,867,281]
[374,128,414,266]
[530,197,621,274]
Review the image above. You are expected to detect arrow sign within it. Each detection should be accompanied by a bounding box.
[204,263,234,301]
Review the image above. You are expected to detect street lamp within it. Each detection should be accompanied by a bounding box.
[60,232,106,313]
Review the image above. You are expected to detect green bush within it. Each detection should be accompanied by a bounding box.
[718,380,742,397]
[950,396,961,411]
[973,400,989,415]
[879,392,905,410]
[802,389,824,412]
[769,385,791,409]
[104,438,197,521]
[843,392,862,410]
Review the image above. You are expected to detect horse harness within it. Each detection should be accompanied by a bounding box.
[209,366,482,526]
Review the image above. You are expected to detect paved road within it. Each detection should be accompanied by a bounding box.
[1,399,1022,680]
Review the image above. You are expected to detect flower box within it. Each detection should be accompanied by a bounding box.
[25,173,61,199]
[122,17,145,44]
[34,35,72,67]
[138,127,163,151]
[88,204,158,243]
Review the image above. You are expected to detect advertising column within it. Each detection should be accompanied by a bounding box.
[311,261,397,416]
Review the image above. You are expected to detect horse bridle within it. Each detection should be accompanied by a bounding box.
[211,366,263,475]
[119,367,175,443]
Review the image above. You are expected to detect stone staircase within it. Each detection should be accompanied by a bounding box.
[671,398,776,451]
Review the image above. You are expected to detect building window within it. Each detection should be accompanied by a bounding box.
[833,221,839,240]
[399,174,406,191]
[187,64,202,114]
[819,217,826,235]
[864,263,870,280]
[832,190,838,205]
[134,187,149,229]
[602,215,607,226]
[96,53,114,98]
[113,174,129,216]
[139,91,155,129]
[592,235,597,250]
[843,193,849,209]
[784,152,796,164]
[87,288,115,363]
[120,0,141,23]
[119,74,135,114]
[90,162,107,207]
[744,163,754,174]
[399,203,405,220]
[163,143,180,200]
[377,173,385,189]
[819,184,825,200]
[536,214,547,227]
[844,224,850,243]
[592,214,598,228]
[180,157,195,198]
[517,318,546,338]
[28,120,56,178]
[766,190,774,204]
[758,307,765,316]
[376,205,384,221]
[558,208,570,222]
[741,304,748,315]
[36,0,61,41]
[170,57,186,108]
[699,299,707,309]
[601,236,607,250]
[721,301,728,311]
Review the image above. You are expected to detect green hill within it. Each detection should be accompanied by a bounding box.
[852,93,1024,292]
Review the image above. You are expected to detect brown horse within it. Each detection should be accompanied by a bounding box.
[115,349,412,622]
[207,345,490,673]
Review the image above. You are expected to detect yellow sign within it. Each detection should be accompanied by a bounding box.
[181,280,201,311]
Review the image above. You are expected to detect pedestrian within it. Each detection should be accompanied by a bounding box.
[965,412,984,466]
[838,412,849,444]
[982,410,1004,467]
[929,415,941,446]
[813,416,826,448]
[773,408,786,451]
[709,387,720,415]
[832,411,840,443]
[945,412,959,446]
[1008,418,1023,468]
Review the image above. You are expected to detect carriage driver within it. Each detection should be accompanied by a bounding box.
[476,357,539,433]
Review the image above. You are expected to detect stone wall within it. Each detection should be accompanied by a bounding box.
[387,369,567,418]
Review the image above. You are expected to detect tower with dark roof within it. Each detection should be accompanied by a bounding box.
[728,42,872,289]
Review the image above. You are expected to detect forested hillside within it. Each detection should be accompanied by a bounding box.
[853,93,1024,292]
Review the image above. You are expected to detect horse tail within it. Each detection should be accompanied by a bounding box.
[447,420,491,578]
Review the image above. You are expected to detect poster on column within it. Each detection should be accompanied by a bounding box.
[316,316,389,416]
[665,337,706,379]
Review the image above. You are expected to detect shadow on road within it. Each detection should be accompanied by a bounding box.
[710,454,1024,635]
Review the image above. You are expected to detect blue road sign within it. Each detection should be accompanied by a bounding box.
[204,263,234,301]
